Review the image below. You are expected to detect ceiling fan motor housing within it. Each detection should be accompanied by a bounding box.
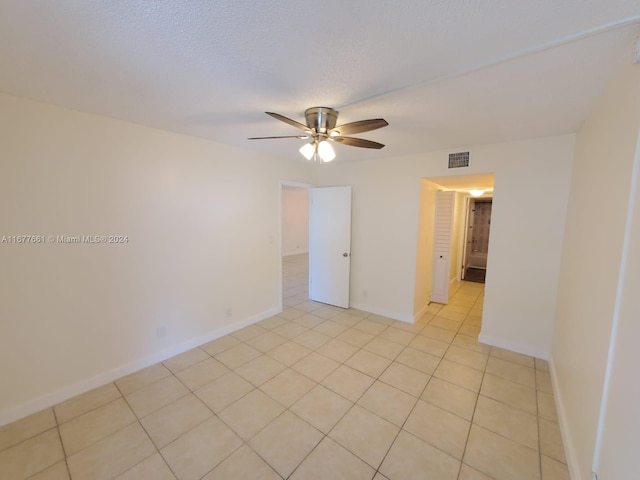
[249,107,387,151]
[305,106,338,135]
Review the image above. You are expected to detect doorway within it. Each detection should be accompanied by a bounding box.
[462,198,493,283]
[414,173,494,317]
[279,183,353,310]
[280,183,311,308]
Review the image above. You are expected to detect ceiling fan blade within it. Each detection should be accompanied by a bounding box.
[265,112,311,132]
[332,136,385,149]
[247,135,309,140]
[330,118,388,136]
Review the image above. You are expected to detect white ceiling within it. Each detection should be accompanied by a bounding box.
[1,1,639,163]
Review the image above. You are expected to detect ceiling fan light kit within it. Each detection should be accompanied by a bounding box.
[317,139,336,162]
[248,106,388,162]
[299,142,315,160]
[298,140,335,162]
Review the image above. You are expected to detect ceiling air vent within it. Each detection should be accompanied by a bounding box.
[448,151,470,169]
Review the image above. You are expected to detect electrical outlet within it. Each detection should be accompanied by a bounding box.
[225,308,232,318]
[363,290,368,299]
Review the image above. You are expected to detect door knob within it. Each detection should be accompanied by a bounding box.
[343,252,349,257]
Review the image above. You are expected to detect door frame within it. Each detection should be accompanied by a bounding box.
[462,196,474,280]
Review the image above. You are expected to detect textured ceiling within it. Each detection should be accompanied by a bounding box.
[1,1,639,162]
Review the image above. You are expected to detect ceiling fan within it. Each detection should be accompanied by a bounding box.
[248,107,388,162]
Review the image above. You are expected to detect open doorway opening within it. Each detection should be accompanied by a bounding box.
[280,183,310,307]
[462,197,493,283]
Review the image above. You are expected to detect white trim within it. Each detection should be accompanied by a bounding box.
[282,249,309,257]
[478,333,549,360]
[549,355,581,480]
[592,132,640,475]
[413,302,430,322]
[280,181,313,189]
[0,306,280,427]
[349,301,413,324]
[462,195,473,275]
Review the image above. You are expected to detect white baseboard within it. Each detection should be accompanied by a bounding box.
[549,355,580,480]
[349,301,413,324]
[282,250,308,257]
[0,306,281,427]
[478,333,550,360]
[413,302,430,322]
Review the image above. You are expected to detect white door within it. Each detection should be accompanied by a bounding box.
[431,191,455,304]
[309,186,352,308]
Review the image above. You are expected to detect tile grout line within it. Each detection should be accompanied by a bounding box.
[210,307,368,480]
[244,302,438,477]
[9,267,561,480]
[439,291,485,480]
[285,264,536,478]
[370,290,479,478]
[52,407,73,480]
[284,278,484,476]
[118,365,211,480]
[448,295,481,480]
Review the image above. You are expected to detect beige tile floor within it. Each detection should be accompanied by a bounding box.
[0,254,570,480]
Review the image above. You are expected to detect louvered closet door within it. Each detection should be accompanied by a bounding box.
[431,191,455,304]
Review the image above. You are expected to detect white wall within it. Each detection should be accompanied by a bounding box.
[317,135,574,356]
[0,93,314,424]
[281,187,309,256]
[551,61,640,480]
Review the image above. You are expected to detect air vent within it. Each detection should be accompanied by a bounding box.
[448,151,470,168]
